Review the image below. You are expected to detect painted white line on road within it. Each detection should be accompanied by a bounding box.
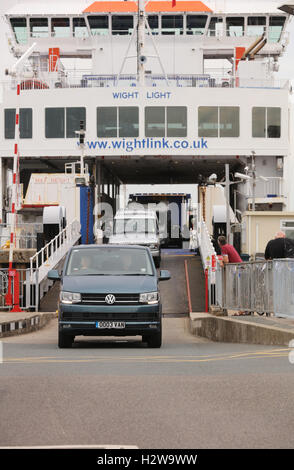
[0,445,138,449]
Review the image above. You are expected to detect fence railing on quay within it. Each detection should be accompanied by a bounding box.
[211,259,294,318]
[0,267,39,311]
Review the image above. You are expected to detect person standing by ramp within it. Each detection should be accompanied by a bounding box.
[217,236,242,264]
[264,231,294,260]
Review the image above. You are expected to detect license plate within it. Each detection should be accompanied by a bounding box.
[96,321,125,329]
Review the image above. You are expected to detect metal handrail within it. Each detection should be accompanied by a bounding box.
[29,219,80,279]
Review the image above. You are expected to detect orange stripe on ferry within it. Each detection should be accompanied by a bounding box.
[84,1,212,13]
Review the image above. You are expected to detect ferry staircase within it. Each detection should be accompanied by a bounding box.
[30,219,81,308]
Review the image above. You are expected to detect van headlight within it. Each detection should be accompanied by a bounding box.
[139,291,159,304]
[60,291,81,304]
[149,244,159,250]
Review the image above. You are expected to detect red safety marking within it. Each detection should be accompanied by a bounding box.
[15,114,19,125]
[17,84,20,95]
[205,269,209,313]
[184,259,193,314]
[13,173,16,184]
[14,143,18,155]
[11,203,15,213]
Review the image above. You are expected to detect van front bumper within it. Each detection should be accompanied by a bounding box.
[59,303,161,337]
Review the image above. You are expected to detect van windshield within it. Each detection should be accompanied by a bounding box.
[66,247,154,276]
[114,218,157,234]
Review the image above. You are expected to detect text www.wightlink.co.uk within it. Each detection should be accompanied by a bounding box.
[83,137,208,153]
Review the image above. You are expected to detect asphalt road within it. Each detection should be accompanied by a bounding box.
[0,318,294,449]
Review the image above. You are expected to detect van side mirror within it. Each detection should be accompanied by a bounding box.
[48,269,61,281]
[159,270,171,281]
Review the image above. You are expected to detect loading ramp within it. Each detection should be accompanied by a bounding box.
[160,250,206,315]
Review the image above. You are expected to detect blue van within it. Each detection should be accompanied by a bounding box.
[48,245,171,348]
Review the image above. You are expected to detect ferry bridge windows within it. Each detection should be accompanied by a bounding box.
[252,107,281,138]
[45,107,86,138]
[4,108,33,139]
[247,17,266,37]
[186,15,208,35]
[198,107,239,138]
[208,17,223,37]
[147,15,159,34]
[10,18,27,44]
[112,15,134,35]
[226,17,244,37]
[88,16,109,36]
[161,15,183,35]
[73,17,89,38]
[51,18,70,38]
[269,16,286,43]
[145,107,187,137]
[30,18,48,38]
[97,107,139,137]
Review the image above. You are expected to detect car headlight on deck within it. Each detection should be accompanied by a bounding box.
[139,292,159,304]
[149,244,159,250]
[60,291,81,304]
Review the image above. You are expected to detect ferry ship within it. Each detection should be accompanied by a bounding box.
[1,0,294,257]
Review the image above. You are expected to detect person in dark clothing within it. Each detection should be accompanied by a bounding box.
[264,231,287,260]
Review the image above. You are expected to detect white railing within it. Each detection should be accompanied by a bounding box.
[30,219,81,284]
[197,216,217,270]
[1,74,289,92]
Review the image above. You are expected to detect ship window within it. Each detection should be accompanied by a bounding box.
[145,107,165,137]
[186,15,207,35]
[167,107,187,137]
[20,108,33,139]
[267,107,281,138]
[97,107,138,137]
[147,15,159,34]
[4,109,15,139]
[119,107,139,137]
[252,107,265,137]
[198,107,239,137]
[269,16,286,43]
[10,18,27,44]
[30,18,48,38]
[145,107,187,137]
[51,18,70,38]
[198,107,218,137]
[112,15,133,35]
[161,15,183,35]
[219,107,239,137]
[226,17,244,37]
[208,17,223,37]
[66,108,86,138]
[45,108,65,138]
[247,17,266,36]
[4,108,33,139]
[73,17,89,37]
[252,107,281,138]
[88,16,109,35]
[97,107,117,137]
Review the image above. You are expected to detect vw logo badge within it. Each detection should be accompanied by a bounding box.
[105,294,116,305]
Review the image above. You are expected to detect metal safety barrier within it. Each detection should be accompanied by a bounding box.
[212,259,294,318]
[0,268,39,311]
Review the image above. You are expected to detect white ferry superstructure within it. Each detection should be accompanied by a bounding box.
[1,0,294,254]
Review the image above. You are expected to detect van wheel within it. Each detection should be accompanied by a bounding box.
[58,331,73,348]
[147,331,162,348]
